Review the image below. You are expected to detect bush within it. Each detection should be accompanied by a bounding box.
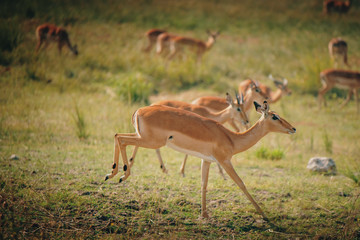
[0,20,23,53]
[116,72,154,104]
[255,146,285,160]
[72,104,89,140]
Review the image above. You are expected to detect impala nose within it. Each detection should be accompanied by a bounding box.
[292,128,296,133]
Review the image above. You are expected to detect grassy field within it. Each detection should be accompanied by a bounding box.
[1,0,360,239]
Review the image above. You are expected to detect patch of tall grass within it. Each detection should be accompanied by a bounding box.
[322,131,332,154]
[0,19,23,65]
[72,103,89,140]
[255,146,285,160]
[343,158,360,186]
[116,72,154,104]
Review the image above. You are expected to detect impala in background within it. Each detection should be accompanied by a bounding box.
[167,30,220,63]
[143,28,167,53]
[328,38,349,68]
[319,69,360,112]
[35,23,78,55]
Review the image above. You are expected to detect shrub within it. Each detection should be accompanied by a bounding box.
[0,20,23,53]
[322,131,332,154]
[72,104,89,140]
[116,72,153,104]
[255,146,285,160]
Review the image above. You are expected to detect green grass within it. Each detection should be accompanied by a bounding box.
[255,146,285,160]
[1,0,360,239]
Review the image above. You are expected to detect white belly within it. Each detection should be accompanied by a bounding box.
[166,141,218,162]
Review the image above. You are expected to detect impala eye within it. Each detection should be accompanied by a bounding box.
[237,108,241,112]
[272,114,279,120]
[255,89,260,92]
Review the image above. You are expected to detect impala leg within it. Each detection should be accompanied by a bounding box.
[180,154,188,177]
[117,136,131,183]
[35,39,44,53]
[116,133,137,169]
[354,89,359,113]
[143,38,155,52]
[129,146,138,168]
[105,133,138,182]
[105,134,121,181]
[340,89,353,108]
[155,149,168,173]
[220,159,268,220]
[216,163,227,180]
[318,83,334,108]
[201,159,211,218]
[58,41,64,55]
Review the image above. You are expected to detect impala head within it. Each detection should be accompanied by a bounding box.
[269,74,292,96]
[206,30,220,41]
[226,92,249,128]
[72,44,79,56]
[247,79,268,101]
[254,101,296,134]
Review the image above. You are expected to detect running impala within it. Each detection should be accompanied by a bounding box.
[35,23,78,55]
[319,68,360,112]
[167,30,220,62]
[156,32,178,55]
[129,93,249,179]
[328,38,349,67]
[193,79,268,132]
[143,28,167,53]
[105,101,296,219]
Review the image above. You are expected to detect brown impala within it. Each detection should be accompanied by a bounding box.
[319,69,360,112]
[35,23,78,55]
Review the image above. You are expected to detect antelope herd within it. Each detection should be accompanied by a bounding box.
[32,0,358,220]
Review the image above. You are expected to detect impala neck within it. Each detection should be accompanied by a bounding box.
[269,88,283,103]
[243,90,256,112]
[229,116,269,154]
[207,106,231,124]
[205,36,215,50]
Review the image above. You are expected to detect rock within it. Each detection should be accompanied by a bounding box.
[307,157,336,174]
[9,154,19,160]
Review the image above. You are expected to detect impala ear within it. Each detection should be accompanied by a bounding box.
[254,101,262,113]
[226,92,233,106]
[249,79,256,89]
[263,100,269,112]
[254,101,269,116]
[240,92,244,104]
[283,78,288,86]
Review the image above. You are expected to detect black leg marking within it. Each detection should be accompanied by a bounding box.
[129,157,133,162]
[168,136,173,139]
[160,164,163,169]
[123,165,127,171]
[119,178,123,183]
[112,163,116,169]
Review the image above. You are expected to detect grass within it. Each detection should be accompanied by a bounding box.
[322,130,333,154]
[255,146,285,160]
[72,103,89,140]
[1,0,360,239]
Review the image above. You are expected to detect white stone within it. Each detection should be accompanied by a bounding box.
[9,154,19,160]
[307,157,336,174]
